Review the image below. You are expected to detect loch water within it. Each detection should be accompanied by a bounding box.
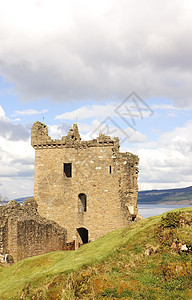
[138,204,192,219]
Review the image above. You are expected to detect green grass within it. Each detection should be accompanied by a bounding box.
[0,206,192,299]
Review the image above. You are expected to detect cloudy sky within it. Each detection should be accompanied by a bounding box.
[0,0,192,199]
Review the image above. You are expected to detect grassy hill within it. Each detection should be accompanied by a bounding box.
[138,186,192,205]
[0,207,192,299]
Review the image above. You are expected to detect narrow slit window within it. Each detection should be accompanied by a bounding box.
[109,166,112,174]
[64,163,72,178]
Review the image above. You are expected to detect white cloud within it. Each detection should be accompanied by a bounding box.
[130,120,192,190]
[167,112,177,118]
[0,135,34,199]
[0,110,34,198]
[0,177,34,199]
[13,118,21,122]
[55,99,154,121]
[126,129,147,143]
[0,119,30,141]
[0,0,191,105]
[151,104,192,111]
[14,108,48,116]
[0,105,6,118]
[47,123,71,139]
[55,104,116,120]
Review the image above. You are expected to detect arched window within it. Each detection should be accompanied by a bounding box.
[78,193,87,212]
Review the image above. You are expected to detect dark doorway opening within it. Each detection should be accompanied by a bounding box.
[132,215,136,221]
[77,227,88,244]
[78,193,87,212]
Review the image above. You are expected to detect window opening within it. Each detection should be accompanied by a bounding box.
[78,193,87,212]
[109,166,112,174]
[64,163,72,178]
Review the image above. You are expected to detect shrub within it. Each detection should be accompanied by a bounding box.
[161,212,182,228]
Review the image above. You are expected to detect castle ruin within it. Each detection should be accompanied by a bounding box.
[31,122,139,247]
[0,198,67,263]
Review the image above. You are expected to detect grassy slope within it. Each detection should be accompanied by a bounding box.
[0,207,192,299]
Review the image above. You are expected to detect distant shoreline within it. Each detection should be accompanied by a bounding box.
[138,186,192,207]
[138,200,192,206]
[159,200,192,205]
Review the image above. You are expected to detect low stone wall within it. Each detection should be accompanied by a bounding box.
[0,198,67,262]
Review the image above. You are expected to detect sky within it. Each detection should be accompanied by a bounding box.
[0,0,192,199]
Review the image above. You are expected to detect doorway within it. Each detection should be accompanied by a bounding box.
[77,227,88,244]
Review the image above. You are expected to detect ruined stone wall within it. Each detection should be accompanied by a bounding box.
[118,153,139,221]
[0,216,8,256]
[32,122,139,244]
[0,198,67,262]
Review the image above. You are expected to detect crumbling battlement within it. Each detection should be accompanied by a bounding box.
[32,122,139,245]
[31,121,119,149]
[0,198,67,262]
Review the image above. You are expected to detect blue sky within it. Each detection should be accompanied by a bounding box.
[0,0,192,199]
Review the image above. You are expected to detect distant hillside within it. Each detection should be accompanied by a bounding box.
[138,186,192,205]
[0,197,28,206]
[14,196,33,204]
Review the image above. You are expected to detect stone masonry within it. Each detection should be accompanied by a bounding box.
[31,122,139,246]
[0,198,67,262]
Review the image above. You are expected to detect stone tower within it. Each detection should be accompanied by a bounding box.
[31,122,139,245]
